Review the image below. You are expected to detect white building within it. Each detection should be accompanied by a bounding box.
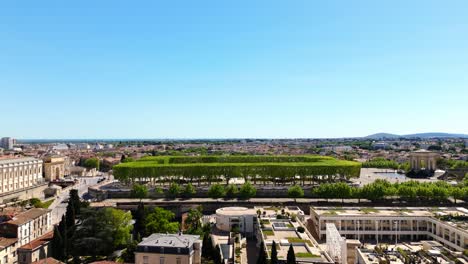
[0,138,14,151]
[310,207,468,252]
[215,207,257,236]
[0,158,44,194]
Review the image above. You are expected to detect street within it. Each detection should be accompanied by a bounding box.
[49,176,104,224]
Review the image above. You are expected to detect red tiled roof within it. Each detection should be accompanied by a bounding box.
[32,257,64,264]
[18,231,53,251]
[0,237,17,248]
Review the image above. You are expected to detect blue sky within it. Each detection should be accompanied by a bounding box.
[1,1,467,139]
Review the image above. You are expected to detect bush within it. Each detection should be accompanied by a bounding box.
[297,226,305,233]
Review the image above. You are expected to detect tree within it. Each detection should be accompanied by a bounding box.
[182,183,196,198]
[131,184,148,202]
[287,244,296,264]
[225,184,239,199]
[65,200,76,229]
[202,233,214,259]
[271,240,278,264]
[145,207,179,234]
[288,185,304,202]
[185,207,203,234]
[451,187,464,204]
[432,186,449,202]
[398,185,417,201]
[239,182,256,199]
[334,182,352,203]
[134,203,146,239]
[84,158,100,170]
[208,184,226,199]
[72,209,113,259]
[58,215,68,260]
[51,225,64,261]
[69,189,81,216]
[351,187,362,203]
[167,182,181,199]
[98,208,133,249]
[256,241,268,264]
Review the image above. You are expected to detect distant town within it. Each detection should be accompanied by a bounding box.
[0,134,467,264]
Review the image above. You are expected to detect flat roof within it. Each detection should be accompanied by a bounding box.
[0,157,42,165]
[216,207,257,216]
[138,233,200,248]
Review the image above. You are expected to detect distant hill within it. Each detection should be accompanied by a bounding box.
[365,133,400,139]
[366,132,468,139]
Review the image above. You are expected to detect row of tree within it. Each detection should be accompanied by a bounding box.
[132,177,468,203]
[362,157,409,170]
[113,156,361,186]
[285,179,468,203]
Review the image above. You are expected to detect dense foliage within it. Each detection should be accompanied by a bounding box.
[312,179,468,203]
[84,158,100,170]
[114,155,361,184]
[362,158,400,169]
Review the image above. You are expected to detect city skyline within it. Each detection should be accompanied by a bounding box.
[1,1,468,139]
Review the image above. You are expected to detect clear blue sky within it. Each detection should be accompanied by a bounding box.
[1,1,467,139]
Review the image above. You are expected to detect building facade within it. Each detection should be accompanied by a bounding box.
[0,158,44,195]
[17,231,53,264]
[0,208,52,264]
[43,156,68,181]
[0,138,14,151]
[215,207,257,236]
[310,207,468,252]
[135,233,202,264]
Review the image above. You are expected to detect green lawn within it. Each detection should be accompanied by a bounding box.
[295,252,321,258]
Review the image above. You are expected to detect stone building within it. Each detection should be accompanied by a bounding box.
[43,156,69,181]
[0,158,43,195]
[408,149,439,172]
[0,208,52,264]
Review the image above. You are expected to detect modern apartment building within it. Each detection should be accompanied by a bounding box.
[135,233,202,264]
[309,207,468,252]
[0,138,14,151]
[0,158,44,195]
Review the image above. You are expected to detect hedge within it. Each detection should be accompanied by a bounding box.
[113,155,361,184]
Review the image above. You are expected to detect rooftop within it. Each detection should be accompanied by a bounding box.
[138,233,200,249]
[216,207,257,216]
[0,157,42,165]
[32,258,64,264]
[3,208,50,226]
[18,231,53,251]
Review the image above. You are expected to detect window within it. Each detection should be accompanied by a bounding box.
[176,258,181,264]
[143,256,149,264]
[160,257,165,264]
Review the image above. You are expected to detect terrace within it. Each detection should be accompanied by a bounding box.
[257,207,332,263]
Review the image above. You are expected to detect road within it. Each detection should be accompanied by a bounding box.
[49,176,104,225]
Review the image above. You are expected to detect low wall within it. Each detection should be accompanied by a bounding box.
[89,185,317,200]
[0,184,48,204]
